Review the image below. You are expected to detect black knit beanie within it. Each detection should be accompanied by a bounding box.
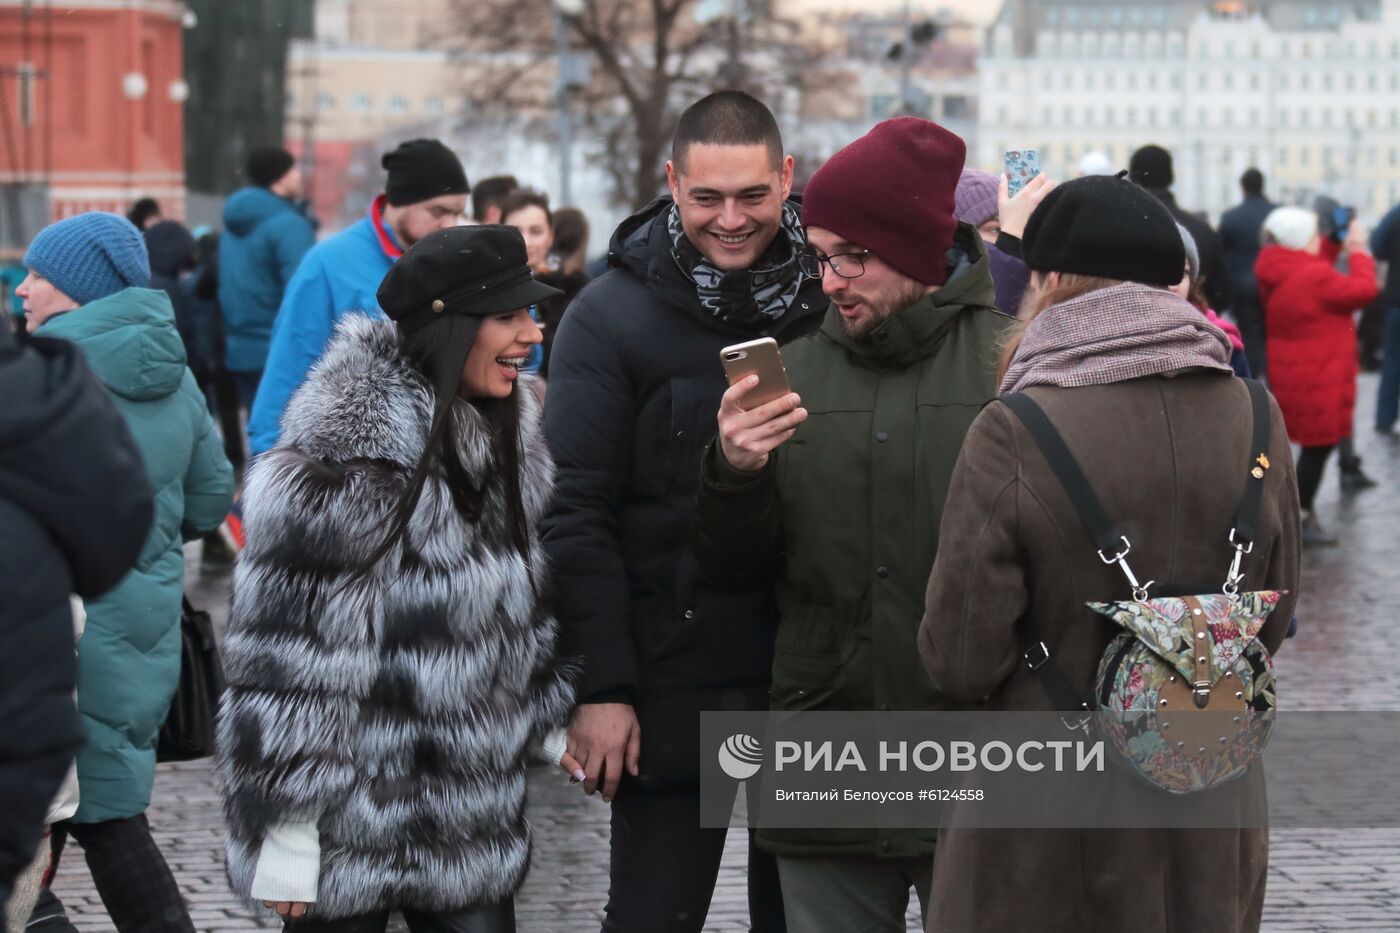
[382,139,470,207]
[1128,144,1174,190]
[246,147,296,188]
[1022,175,1185,287]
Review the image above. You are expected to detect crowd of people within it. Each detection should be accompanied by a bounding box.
[0,85,1390,933]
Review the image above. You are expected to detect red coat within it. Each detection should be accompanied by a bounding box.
[1256,241,1379,446]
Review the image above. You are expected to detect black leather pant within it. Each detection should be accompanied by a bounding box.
[284,901,515,933]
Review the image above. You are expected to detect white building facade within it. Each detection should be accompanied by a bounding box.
[977,0,1400,222]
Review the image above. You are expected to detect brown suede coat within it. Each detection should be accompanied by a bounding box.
[919,373,1301,933]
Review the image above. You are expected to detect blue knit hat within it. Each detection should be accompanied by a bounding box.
[24,212,150,306]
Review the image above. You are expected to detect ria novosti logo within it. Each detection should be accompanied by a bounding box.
[717,733,764,780]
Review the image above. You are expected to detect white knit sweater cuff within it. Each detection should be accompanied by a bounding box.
[539,726,569,767]
[250,810,321,903]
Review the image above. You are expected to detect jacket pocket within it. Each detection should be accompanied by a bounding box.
[769,636,867,711]
[640,553,701,663]
[665,375,725,492]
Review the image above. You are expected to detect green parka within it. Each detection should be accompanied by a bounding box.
[692,225,1013,857]
[37,287,233,823]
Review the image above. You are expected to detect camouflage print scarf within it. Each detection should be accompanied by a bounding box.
[667,202,809,329]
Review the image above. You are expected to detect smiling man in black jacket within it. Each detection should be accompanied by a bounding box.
[542,91,825,933]
[0,322,153,918]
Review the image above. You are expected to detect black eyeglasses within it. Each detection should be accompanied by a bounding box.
[798,248,869,280]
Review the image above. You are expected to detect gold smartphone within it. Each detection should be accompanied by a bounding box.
[720,338,792,410]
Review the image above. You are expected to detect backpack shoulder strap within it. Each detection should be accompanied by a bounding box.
[998,393,1105,715]
[1232,379,1272,548]
[999,393,1125,559]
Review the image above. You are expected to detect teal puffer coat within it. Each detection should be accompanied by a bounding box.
[36,287,234,823]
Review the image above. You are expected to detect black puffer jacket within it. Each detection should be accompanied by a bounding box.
[0,325,153,908]
[542,197,826,706]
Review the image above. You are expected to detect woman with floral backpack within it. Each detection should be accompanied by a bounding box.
[918,176,1301,933]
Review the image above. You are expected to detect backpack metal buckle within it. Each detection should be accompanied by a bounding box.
[1224,529,1253,597]
[1098,537,1154,602]
[1024,641,1051,671]
[1060,709,1091,734]
[1097,537,1131,565]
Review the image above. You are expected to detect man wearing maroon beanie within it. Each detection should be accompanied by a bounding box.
[693,117,1013,929]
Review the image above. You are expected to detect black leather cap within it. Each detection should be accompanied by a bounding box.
[376,225,562,334]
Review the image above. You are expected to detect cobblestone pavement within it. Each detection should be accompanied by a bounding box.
[50,374,1400,932]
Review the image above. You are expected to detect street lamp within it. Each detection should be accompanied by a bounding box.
[553,0,589,205]
[890,4,940,117]
[695,0,749,88]
[121,72,149,100]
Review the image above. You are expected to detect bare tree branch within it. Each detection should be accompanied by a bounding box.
[446,0,822,208]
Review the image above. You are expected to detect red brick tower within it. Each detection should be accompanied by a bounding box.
[0,0,188,223]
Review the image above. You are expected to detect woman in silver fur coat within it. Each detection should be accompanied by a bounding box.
[216,226,580,933]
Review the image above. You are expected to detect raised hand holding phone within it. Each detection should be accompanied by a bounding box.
[717,339,805,472]
[1343,218,1369,255]
[1004,148,1041,198]
[717,376,807,473]
[998,170,1057,240]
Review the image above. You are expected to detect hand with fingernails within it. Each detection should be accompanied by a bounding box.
[717,375,807,473]
[264,901,308,919]
[567,702,641,803]
[561,748,586,786]
[997,172,1056,240]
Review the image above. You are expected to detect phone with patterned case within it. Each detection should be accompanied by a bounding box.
[1004,149,1041,198]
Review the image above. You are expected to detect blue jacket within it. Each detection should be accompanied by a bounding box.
[218,187,315,373]
[246,209,397,455]
[36,288,233,822]
[1372,202,1400,309]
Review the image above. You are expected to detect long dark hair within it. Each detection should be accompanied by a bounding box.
[343,312,535,590]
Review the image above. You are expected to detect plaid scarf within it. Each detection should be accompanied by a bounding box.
[1001,282,1234,395]
[667,202,808,328]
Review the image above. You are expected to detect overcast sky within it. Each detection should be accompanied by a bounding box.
[787,0,1001,23]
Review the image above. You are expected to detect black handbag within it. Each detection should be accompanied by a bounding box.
[157,596,225,762]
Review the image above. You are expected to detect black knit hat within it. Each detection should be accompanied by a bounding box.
[381,139,470,207]
[245,146,296,188]
[376,225,561,335]
[1128,144,1174,190]
[1022,175,1186,287]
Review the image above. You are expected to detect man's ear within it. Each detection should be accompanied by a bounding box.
[665,160,681,202]
[780,155,795,201]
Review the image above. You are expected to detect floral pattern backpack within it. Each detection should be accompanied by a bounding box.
[1002,380,1283,795]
